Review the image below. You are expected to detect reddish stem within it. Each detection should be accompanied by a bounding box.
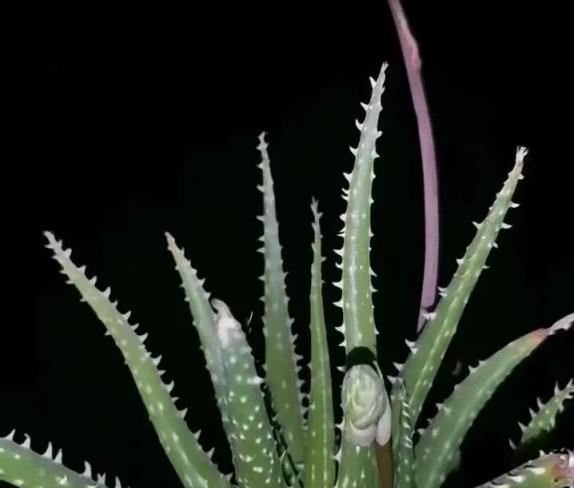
[386,0,440,331]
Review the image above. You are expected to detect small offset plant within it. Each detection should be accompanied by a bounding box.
[3,7,573,488]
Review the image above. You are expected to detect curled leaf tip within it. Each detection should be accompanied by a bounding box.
[548,313,574,336]
[342,365,386,447]
[212,299,240,348]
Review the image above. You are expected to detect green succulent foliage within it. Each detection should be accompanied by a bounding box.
[257,133,307,470]
[414,323,570,488]
[302,200,336,488]
[393,383,416,488]
[512,380,574,451]
[1,61,573,488]
[474,451,574,488]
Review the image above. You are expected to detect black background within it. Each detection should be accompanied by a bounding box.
[4,0,573,487]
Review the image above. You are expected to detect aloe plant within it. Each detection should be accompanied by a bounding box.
[3,11,573,488]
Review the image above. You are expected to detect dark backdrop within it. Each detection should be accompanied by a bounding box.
[4,0,573,487]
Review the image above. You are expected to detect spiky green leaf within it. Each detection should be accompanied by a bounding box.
[0,432,112,488]
[473,451,574,488]
[415,314,573,488]
[393,384,417,488]
[211,300,285,488]
[401,147,527,425]
[335,442,379,488]
[337,61,388,355]
[166,234,234,438]
[335,61,389,488]
[516,379,574,449]
[44,232,230,488]
[303,200,336,488]
[256,133,306,465]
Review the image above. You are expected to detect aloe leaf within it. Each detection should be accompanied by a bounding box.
[335,61,388,355]
[44,232,230,488]
[302,200,336,488]
[401,146,528,425]
[256,133,306,465]
[211,300,285,488]
[166,235,234,440]
[334,61,390,488]
[513,379,574,449]
[415,313,573,488]
[0,432,112,488]
[393,383,417,488]
[473,451,574,488]
[335,441,379,488]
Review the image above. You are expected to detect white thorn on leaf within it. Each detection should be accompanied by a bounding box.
[54,449,63,463]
